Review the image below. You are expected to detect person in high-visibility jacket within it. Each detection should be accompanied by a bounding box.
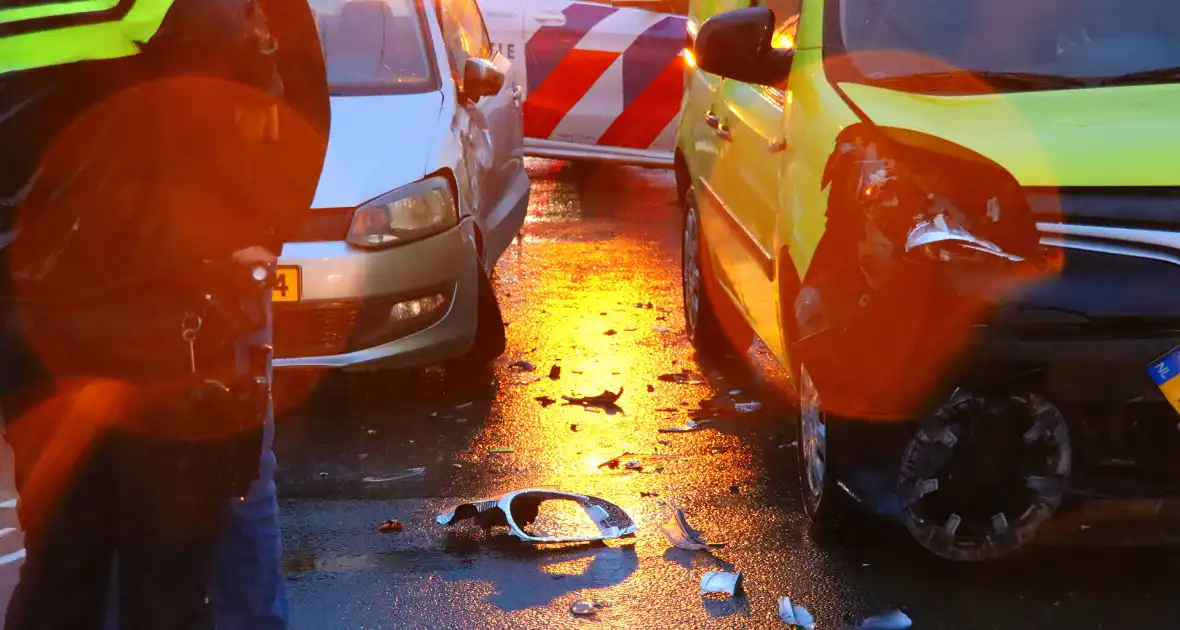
[0,1,329,628]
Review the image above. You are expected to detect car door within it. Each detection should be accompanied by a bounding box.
[684,0,747,294]
[438,0,524,249]
[706,2,799,346]
[521,0,687,152]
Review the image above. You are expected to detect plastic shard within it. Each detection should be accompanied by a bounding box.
[660,507,724,550]
[700,571,742,597]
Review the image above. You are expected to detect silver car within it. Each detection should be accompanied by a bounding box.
[274,0,529,371]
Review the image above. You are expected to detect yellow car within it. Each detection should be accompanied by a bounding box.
[676,0,1180,561]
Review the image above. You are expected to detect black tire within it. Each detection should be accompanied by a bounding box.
[681,187,724,353]
[447,264,506,377]
[796,363,856,527]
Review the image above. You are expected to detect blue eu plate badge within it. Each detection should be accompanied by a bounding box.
[1148,345,1180,418]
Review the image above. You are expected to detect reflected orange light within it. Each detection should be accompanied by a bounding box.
[683,48,697,68]
[772,33,794,50]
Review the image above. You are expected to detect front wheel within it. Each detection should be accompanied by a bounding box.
[797,363,855,527]
[681,187,723,353]
[445,264,506,380]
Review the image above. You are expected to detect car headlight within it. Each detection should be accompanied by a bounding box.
[346,176,458,249]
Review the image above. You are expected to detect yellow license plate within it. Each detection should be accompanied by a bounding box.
[273,266,301,302]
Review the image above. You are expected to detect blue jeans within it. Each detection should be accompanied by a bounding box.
[212,294,289,630]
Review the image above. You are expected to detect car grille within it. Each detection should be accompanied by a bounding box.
[1027,187,1180,231]
[272,286,454,360]
[273,301,362,358]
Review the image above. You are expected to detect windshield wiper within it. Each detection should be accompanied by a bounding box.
[1091,66,1180,87]
[869,70,1087,93]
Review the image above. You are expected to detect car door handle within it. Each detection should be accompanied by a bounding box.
[704,111,720,128]
[715,122,732,142]
[533,12,566,25]
[767,138,788,153]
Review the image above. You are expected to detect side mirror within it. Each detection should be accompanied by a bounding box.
[694,7,794,87]
[463,57,505,103]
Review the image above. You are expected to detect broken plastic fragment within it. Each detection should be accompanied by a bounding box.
[653,325,671,333]
[569,599,604,616]
[489,447,514,454]
[855,610,913,629]
[700,571,741,597]
[509,360,536,372]
[535,395,556,407]
[658,418,713,433]
[435,489,638,543]
[659,370,704,384]
[734,401,762,413]
[777,597,814,629]
[363,467,426,483]
[563,387,624,409]
[661,508,724,551]
[377,519,404,533]
[604,329,617,336]
[548,365,561,380]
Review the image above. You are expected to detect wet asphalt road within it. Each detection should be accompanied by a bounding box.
[0,163,1176,628]
[270,159,1180,629]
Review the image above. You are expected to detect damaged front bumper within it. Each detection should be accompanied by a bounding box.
[798,128,1180,559]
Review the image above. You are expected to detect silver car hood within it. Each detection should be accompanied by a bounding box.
[310,92,444,209]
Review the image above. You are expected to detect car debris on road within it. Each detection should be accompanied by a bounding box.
[508,360,536,372]
[661,507,725,550]
[563,387,624,410]
[598,453,675,472]
[700,571,742,597]
[377,520,404,533]
[435,489,638,543]
[569,599,606,616]
[777,596,815,629]
[855,610,913,629]
[658,419,714,433]
[659,370,705,384]
[363,467,426,483]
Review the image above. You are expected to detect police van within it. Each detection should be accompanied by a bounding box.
[479,0,689,166]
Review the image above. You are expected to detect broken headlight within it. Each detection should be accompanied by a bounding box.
[850,144,1039,271]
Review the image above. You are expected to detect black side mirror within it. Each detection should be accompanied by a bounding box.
[694,7,794,87]
[463,57,505,103]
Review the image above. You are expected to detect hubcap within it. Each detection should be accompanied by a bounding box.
[800,365,827,498]
[683,205,701,335]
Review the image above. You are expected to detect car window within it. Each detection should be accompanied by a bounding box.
[437,0,493,79]
[311,0,438,95]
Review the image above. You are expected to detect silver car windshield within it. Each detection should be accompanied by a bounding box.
[311,0,438,95]
[835,0,1180,85]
